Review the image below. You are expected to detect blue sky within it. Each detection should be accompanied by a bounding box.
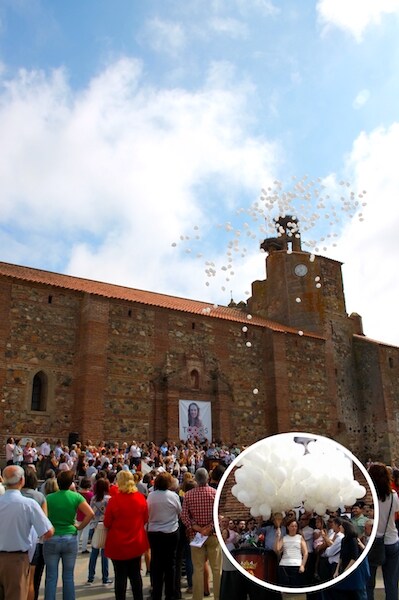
[0,0,399,345]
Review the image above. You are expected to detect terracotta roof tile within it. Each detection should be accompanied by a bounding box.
[0,261,324,339]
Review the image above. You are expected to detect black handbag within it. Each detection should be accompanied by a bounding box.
[367,494,393,567]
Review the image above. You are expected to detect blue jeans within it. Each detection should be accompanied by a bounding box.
[88,547,109,582]
[367,540,399,600]
[382,541,399,600]
[43,534,78,600]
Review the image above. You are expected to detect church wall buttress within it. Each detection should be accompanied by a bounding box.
[0,280,12,433]
[74,294,109,442]
[104,303,155,441]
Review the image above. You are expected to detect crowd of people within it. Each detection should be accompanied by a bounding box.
[0,436,238,600]
[0,437,398,600]
[220,463,399,600]
[4,436,241,481]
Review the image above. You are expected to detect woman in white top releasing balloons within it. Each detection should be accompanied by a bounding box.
[274,519,308,588]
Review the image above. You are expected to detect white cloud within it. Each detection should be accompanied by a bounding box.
[235,0,279,17]
[352,89,370,109]
[205,0,278,16]
[0,58,278,301]
[316,0,399,41]
[328,122,399,346]
[142,18,186,56]
[209,17,248,38]
[290,71,302,86]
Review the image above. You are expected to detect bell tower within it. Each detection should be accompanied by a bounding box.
[247,216,347,335]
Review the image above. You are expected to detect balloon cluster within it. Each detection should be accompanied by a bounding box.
[231,435,366,519]
[171,175,367,296]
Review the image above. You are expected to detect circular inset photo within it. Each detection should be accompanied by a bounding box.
[214,432,378,595]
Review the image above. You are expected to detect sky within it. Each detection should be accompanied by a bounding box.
[0,0,398,346]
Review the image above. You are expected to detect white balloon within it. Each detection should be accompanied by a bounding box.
[274,465,288,486]
[250,506,262,517]
[263,476,277,496]
[235,469,247,484]
[259,503,272,520]
[314,503,327,516]
[354,485,367,499]
[237,490,251,504]
[231,484,239,497]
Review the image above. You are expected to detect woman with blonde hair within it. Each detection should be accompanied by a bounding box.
[104,470,149,600]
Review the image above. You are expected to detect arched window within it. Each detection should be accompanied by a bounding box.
[31,371,48,411]
[190,369,200,389]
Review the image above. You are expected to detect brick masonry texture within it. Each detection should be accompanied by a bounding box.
[0,246,398,464]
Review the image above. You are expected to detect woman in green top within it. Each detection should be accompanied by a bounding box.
[43,470,94,600]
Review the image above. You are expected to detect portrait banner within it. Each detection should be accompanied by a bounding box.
[179,400,212,442]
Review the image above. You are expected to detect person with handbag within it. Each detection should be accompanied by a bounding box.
[86,477,112,585]
[367,462,399,600]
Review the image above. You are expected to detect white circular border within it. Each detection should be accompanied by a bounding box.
[213,431,379,595]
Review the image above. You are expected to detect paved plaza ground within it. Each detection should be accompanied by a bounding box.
[39,550,387,600]
[39,552,201,600]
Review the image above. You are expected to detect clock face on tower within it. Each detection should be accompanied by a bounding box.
[294,263,308,277]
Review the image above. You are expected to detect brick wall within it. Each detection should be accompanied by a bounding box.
[0,271,398,464]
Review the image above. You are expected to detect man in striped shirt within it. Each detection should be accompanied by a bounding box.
[181,468,222,600]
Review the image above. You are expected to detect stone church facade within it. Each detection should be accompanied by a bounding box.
[0,223,398,463]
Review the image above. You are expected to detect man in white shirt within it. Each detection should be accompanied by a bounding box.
[320,517,344,580]
[39,439,51,458]
[299,512,315,585]
[129,441,141,468]
[0,465,54,600]
[86,459,98,478]
[54,440,63,460]
[38,438,51,478]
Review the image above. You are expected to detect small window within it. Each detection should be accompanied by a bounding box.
[190,369,200,389]
[389,357,394,368]
[128,309,132,317]
[31,371,48,411]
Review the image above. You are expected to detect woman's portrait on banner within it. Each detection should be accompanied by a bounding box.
[179,400,212,441]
